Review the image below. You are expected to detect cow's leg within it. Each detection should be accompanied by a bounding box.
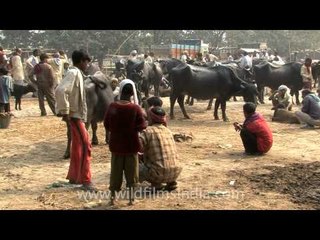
[170,94,178,119]
[64,119,71,159]
[214,98,220,120]
[233,96,237,101]
[185,95,190,104]
[177,94,190,119]
[15,98,18,110]
[18,98,22,110]
[207,98,214,110]
[91,120,99,145]
[221,99,229,122]
[154,82,160,97]
[295,91,301,105]
[257,85,265,104]
[189,97,194,106]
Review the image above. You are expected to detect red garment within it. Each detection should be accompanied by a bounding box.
[104,101,147,154]
[67,118,92,184]
[243,113,273,153]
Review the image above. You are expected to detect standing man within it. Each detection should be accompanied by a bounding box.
[233,102,273,155]
[104,79,147,205]
[25,49,41,97]
[48,52,63,87]
[9,48,25,86]
[55,50,95,191]
[0,67,13,113]
[301,58,313,90]
[29,53,56,116]
[239,51,252,70]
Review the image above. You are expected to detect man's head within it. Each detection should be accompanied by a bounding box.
[15,48,22,55]
[0,67,9,75]
[146,96,163,108]
[278,85,288,95]
[63,62,70,69]
[33,49,40,57]
[147,106,167,126]
[302,89,312,98]
[40,53,49,62]
[53,52,60,58]
[120,83,134,99]
[130,50,137,56]
[243,102,256,118]
[72,50,91,72]
[110,78,118,90]
[305,58,312,67]
[59,50,65,56]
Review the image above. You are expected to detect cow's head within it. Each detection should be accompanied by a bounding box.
[239,82,258,104]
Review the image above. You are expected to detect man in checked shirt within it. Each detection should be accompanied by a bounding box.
[139,106,182,191]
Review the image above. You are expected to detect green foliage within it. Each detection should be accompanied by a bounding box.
[1,30,320,60]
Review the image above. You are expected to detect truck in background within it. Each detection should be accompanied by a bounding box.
[150,39,209,59]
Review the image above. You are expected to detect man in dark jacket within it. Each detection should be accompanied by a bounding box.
[295,89,320,129]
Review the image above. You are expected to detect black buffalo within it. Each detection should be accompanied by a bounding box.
[169,64,258,121]
[11,84,37,110]
[126,59,163,101]
[253,61,303,104]
[63,71,114,158]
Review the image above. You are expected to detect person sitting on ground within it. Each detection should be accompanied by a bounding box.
[233,102,273,155]
[139,106,182,191]
[294,89,320,129]
[269,85,293,111]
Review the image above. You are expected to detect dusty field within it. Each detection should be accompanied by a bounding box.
[1,94,320,210]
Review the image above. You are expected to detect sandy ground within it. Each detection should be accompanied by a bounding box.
[0,94,319,210]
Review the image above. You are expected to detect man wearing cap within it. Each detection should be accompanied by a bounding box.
[55,50,96,191]
[269,85,292,111]
[295,89,320,129]
[139,106,182,191]
[29,53,56,116]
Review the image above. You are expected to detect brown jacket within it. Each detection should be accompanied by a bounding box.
[29,62,55,88]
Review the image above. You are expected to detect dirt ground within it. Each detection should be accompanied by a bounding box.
[1,94,320,210]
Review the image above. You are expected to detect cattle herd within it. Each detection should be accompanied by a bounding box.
[12,57,320,158]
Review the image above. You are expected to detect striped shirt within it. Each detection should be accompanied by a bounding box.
[140,124,182,183]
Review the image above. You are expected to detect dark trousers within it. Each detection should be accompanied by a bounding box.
[240,128,259,154]
[38,86,56,115]
[0,103,10,112]
[109,153,139,192]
